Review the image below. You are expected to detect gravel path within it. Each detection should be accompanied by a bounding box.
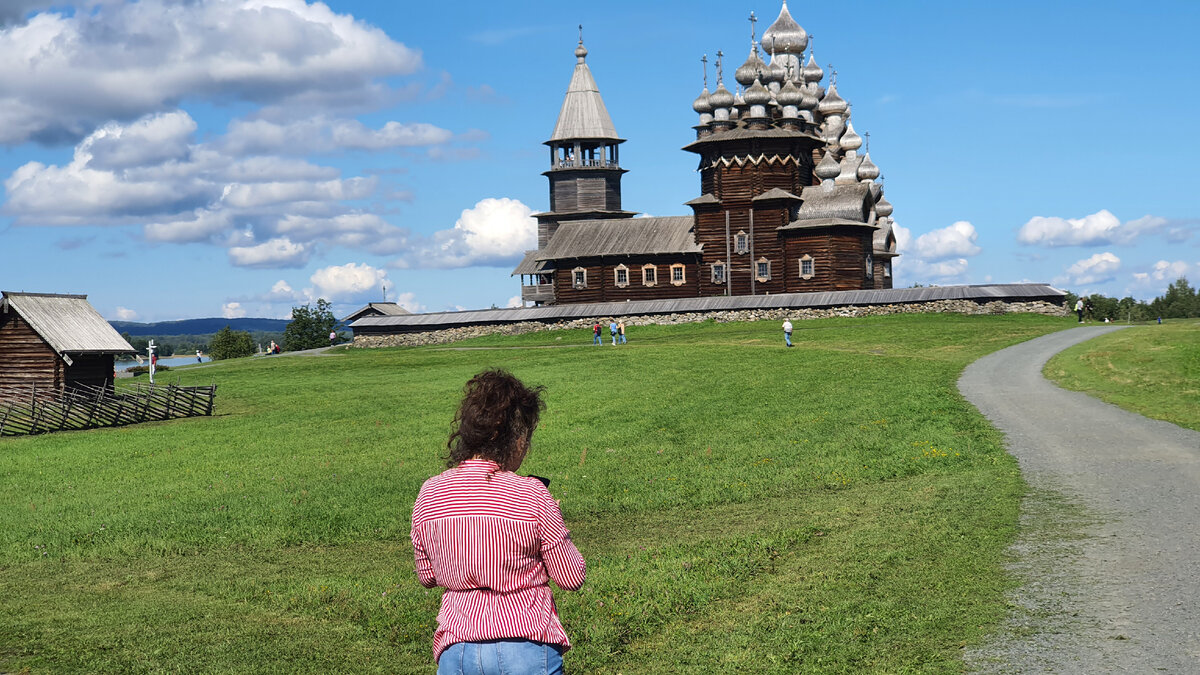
[960,326,1200,672]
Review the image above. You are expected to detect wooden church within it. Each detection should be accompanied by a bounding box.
[514,1,899,306]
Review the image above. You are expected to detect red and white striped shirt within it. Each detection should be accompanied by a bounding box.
[411,459,586,662]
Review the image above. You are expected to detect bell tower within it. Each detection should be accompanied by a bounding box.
[536,31,634,248]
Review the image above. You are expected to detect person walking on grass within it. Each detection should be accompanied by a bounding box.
[618,320,626,344]
[592,321,601,345]
[783,319,794,348]
[411,369,586,675]
[1074,298,1084,323]
[609,320,618,346]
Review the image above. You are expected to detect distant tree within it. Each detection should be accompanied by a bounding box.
[208,326,255,360]
[1151,277,1198,319]
[283,298,338,352]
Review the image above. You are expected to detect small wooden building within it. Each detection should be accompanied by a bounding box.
[0,292,135,398]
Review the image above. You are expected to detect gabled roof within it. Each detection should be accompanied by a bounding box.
[341,302,411,323]
[512,250,556,276]
[791,183,873,223]
[535,216,702,261]
[1,292,134,355]
[548,49,621,142]
[684,193,721,206]
[873,222,897,253]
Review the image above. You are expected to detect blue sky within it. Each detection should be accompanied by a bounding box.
[1,0,1197,322]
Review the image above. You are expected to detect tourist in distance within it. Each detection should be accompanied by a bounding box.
[783,318,794,348]
[1074,298,1084,323]
[618,320,626,344]
[609,319,618,345]
[411,369,585,675]
[592,320,601,345]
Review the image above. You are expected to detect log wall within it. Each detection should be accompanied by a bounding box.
[0,313,62,391]
[553,255,701,304]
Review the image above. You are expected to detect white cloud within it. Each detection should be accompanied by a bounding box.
[1017,210,1173,247]
[0,0,422,144]
[228,237,312,268]
[911,221,981,261]
[222,302,246,319]
[221,117,453,156]
[114,306,138,321]
[506,295,523,308]
[393,291,424,313]
[1063,252,1121,285]
[907,258,970,279]
[1150,259,1191,282]
[308,262,388,302]
[400,197,536,268]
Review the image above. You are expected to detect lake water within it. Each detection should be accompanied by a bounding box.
[115,354,210,370]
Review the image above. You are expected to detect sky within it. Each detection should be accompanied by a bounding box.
[1,0,1197,323]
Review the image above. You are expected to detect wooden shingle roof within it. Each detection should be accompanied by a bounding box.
[1,292,134,355]
[534,216,702,261]
[791,183,873,223]
[340,302,412,323]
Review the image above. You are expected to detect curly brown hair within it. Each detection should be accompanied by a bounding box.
[446,368,546,469]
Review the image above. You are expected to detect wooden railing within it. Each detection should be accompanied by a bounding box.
[522,285,556,303]
[0,381,217,437]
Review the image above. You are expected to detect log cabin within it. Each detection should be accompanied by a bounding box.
[514,1,899,306]
[0,292,135,400]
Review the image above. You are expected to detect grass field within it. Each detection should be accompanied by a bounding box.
[1044,320,1200,431]
[0,313,1072,673]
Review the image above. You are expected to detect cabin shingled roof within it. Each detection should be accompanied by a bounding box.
[534,216,702,261]
[1,292,135,355]
[512,250,555,276]
[341,302,412,323]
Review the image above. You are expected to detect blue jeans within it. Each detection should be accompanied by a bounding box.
[784,331,792,347]
[438,640,564,675]
[593,334,601,344]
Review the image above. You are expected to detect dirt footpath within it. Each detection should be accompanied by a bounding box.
[960,326,1200,672]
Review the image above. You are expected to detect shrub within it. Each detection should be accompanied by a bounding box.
[208,326,256,360]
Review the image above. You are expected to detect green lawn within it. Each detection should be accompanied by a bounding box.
[1044,320,1200,431]
[1,313,1072,673]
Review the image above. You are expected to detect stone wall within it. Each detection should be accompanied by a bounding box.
[351,299,1067,349]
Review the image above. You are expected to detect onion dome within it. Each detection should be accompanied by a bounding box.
[765,57,787,87]
[574,42,587,61]
[857,153,880,180]
[839,121,863,152]
[798,82,818,110]
[802,54,824,83]
[875,195,893,218]
[709,82,735,110]
[744,77,771,106]
[777,78,803,107]
[735,44,766,87]
[815,150,841,180]
[761,1,808,55]
[818,84,848,115]
[693,87,713,114]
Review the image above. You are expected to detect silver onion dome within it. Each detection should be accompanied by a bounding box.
[839,121,863,152]
[574,42,587,61]
[761,1,808,55]
[818,84,848,115]
[745,77,771,106]
[765,57,787,86]
[777,78,803,107]
[803,54,824,83]
[857,153,880,180]
[709,82,735,110]
[875,195,893,218]
[693,87,713,114]
[735,44,766,87]
[815,150,841,180]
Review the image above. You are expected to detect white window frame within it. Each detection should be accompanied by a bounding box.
[670,263,686,286]
[711,260,726,285]
[798,254,815,280]
[572,266,587,289]
[755,257,772,283]
[734,230,749,255]
[641,264,657,287]
[614,264,629,288]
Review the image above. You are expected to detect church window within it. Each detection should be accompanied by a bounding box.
[670,263,686,286]
[756,258,772,283]
[799,255,815,280]
[711,261,726,285]
[865,253,874,278]
[883,260,892,278]
[573,267,587,289]
[642,264,657,287]
[735,231,749,254]
[614,264,629,288]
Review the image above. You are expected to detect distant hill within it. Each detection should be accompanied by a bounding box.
[110,317,290,336]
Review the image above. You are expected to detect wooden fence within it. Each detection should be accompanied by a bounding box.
[0,381,217,437]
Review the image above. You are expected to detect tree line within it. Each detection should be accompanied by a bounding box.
[1065,277,1199,322]
[207,299,346,360]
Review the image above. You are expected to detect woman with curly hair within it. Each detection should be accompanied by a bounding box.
[411,369,586,675]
